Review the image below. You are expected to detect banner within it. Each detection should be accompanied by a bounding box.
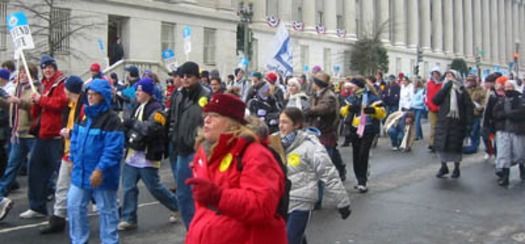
[266,21,293,77]
[6,12,34,59]
[315,25,326,35]
[292,21,304,31]
[183,25,191,58]
[162,49,178,71]
[266,16,280,28]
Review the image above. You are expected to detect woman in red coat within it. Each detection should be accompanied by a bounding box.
[185,93,287,244]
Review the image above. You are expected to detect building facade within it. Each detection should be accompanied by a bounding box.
[252,0,525,79]
[0,0,239,78]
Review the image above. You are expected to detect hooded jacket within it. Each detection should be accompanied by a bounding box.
[492,90,525,135]
[187,132,286,244]
[425,78,443,112]
[284,130,350,212]
[69,79,125,190]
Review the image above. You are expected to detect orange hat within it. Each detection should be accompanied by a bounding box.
[496,76,508,85]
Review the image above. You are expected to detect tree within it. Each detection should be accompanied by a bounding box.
[450,58,469,78]
[350,20,389,76]
[9,0,104,60]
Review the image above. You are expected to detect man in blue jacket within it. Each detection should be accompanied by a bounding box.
[68,79,125,244]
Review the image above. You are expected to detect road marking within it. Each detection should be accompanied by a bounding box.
[0,201,161,234]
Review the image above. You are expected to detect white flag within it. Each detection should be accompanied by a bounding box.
[266,21,293,77]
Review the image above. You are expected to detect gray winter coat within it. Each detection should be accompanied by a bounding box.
[285,130,350,212]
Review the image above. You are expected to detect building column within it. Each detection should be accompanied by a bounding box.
[521,1,525,70]
[499,0,506,63]
[377,0,390,44]
[278,0,292,23]
[481,0,490,61]
[253,0,267,24]
[361,0,374,35]
[420,0,431,50]
[464,0,473,57]
[473,0,482,59]
[513,0,520,64]
[453,0,464,55]
[431,0,443,52]
[394,0,406,46]
[506,0,512,65]
[490,0,499,64]
[443,0,454,53]
[324,0,337,34]
[344,0,357,39]
[407,0,419,49]
[302,0,316,31]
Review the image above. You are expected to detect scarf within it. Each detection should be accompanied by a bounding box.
[289,92,307,110]
[357,89,369,138]
[446,79,463,119]
[281,130,297,149]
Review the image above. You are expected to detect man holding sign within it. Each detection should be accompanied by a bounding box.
[19,55,69,219]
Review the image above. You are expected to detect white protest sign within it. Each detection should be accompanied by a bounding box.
[162,49,178,71]
[7,12,34,59]
[183,26,191,60]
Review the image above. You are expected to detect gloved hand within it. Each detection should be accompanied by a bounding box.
[90,169,103,188]
[186,177,222,207]
[123,118,135,129]
[363,107,376,115]
[338,205,351,220]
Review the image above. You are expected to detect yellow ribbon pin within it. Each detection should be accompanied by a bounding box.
[288,153,301,167]
[198,97,208,107]
[219,153,233,172]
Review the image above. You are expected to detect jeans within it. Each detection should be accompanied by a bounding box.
[68,184,119,244]
[287,210,311,244]
[413,108,424,140]
[121,164,178,224]
[170,153,195,229]
[388,127,404,148]
[0,138,35,197]
[463,117,481,154]
[28,138,61,215]
[53,160,71,218]
[384,105,399,123]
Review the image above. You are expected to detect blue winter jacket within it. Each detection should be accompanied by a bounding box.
[70,79,125,190]
[410,88,426,110]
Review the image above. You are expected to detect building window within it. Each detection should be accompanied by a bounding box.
[317,11,324,26]
[203,28,216,65]
[323,48,331,73]
[297,6,302,22]
[300,45,309,73]
[336,15,344,29]
[51,8,71,54]
[344,50,351,72]
[0,0,7,50]
[161,22,176,52]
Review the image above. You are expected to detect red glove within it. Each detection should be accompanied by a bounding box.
[185,177,222,207]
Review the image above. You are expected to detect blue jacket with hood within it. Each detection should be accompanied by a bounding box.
[70,79,125,190]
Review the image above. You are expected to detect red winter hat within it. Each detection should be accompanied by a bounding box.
[496,76,508,85]
[90,62,101,72]
[204,93,247,124]
[265,72,278,84]
[398,72,404,79]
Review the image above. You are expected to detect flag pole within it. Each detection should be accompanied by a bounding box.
[19,50,37,93]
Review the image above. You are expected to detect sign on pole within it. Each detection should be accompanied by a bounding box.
[183,26,191,61]
[6,12,36,92]
[162,49,178,72]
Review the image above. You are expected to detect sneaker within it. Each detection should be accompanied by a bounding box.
[92,204,98,213]
[354,185,368,193]
[169,212,181,223]
[391,147,399,151]
[0,198,14,221]
[483,153,490,160]
[19,209,46,219]
[117,221,137,231]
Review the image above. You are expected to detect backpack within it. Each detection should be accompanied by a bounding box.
[235,136,291,221]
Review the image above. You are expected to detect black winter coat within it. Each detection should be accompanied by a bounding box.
[432,82,473,153]
[492,90,525,135]
[126,100,167,161]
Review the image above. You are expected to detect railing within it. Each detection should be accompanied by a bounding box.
[80,59,171,86]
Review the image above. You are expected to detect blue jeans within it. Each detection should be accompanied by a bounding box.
[170,153,195,229]
[287,210,311,244]
[121,164,178,224]
[0,138,35,197]
[388,127,404,148]
[463,117,481,154]
[68,184,119,244]
[413,108,424,140]
[28,138,61,215]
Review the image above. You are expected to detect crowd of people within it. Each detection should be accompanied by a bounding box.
[0,54,523,243]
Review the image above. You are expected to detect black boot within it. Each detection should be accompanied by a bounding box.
[519,164,525,181]
[40,215,66,234]
[498,168,510,187]
[451,162,461,179]
[436,164,449,178]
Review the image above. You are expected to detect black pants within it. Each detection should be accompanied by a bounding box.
[0,139,7,177]
[352,134,375,186]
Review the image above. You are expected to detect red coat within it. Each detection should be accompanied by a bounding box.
[425,80,443,112]
[186,133,287,244]
[31,71,69,139]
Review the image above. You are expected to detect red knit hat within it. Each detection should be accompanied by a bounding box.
[204,93,247,124]
[90,62,101,72]
[265,72,278,84]
[496,76,508,85]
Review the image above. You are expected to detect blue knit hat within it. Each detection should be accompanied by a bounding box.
[65,75,84,94]
[135,78,155,95]
[40,54,57,70]
[0,69,10,80]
